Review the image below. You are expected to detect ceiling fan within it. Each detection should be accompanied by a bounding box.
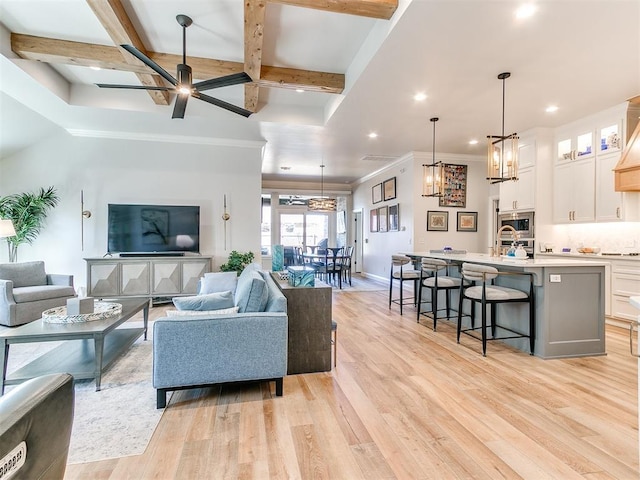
[97,14,253,118]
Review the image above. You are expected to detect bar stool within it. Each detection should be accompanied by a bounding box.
[456,262,535,356]
[331,320,337,367]
[388,254,420,315]
[416,258,461,330]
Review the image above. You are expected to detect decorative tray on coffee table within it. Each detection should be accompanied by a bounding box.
[42,301,122,324]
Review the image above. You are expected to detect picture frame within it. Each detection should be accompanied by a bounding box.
[372,183,383,204]
[439,164,467,208]
[370,208,379,232]
[378,206,388,232]
[388,204,399,232]
[427,210,448,231]
[457,211,478,232]
[383,177,397,201]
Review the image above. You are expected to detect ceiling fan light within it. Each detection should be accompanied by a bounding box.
[178,86,191,95]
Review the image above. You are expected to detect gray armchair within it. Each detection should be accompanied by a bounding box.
[0,261,76,327]
[0,373,74,480]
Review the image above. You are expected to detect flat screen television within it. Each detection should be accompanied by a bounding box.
[107,204,200,255]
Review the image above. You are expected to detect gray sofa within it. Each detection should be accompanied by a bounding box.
[153,265,288,408]
[0,261,76,327]
[0,373,74,479]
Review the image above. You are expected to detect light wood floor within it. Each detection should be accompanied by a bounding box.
[65,283,638,479]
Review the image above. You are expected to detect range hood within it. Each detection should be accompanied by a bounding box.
[614,100,640,191]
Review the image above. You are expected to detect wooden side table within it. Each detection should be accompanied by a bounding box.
[271,273,332,374]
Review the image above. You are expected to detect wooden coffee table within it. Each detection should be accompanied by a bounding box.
[0,297,149,394]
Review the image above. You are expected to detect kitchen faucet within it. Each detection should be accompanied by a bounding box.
[494,225,520,257]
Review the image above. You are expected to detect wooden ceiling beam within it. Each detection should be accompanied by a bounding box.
[244,0,266,112]
[85,0,170,105]
[267,0,397,19]
[11,33,345,94]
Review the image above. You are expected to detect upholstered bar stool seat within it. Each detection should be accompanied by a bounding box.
[417,258,461,330]
[457,262,534,356]
[389,254,420,315]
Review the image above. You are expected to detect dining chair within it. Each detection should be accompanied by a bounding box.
[456,262,535,356]
[320,247,344,288]
[416,258,461,330]
[389,254,420,315]
[341,246,354,286]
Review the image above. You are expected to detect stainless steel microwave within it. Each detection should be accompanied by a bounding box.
[498,211,534,239]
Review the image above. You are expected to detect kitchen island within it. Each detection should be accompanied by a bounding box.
[405,252,608,359]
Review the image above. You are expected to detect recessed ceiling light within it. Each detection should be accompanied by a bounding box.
[546,105,559,113]
[469,139,479,145]
[280,166,291,170]
[295,89,304,93]
[90,66,101,71]
[414,92,427,101]
[515,3,536,19]
[368,132,378,139]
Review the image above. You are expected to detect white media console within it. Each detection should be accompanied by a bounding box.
[85,255,212,299]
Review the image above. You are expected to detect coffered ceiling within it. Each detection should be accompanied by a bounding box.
[1,0,639,185]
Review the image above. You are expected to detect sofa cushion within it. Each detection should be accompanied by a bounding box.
[12,285,76,303]
[198,272,238,295]
[260,271,287,313]
[234,269,268,313]
[165,306,240,317]
[0,261,47,288]
[172,291,235,311]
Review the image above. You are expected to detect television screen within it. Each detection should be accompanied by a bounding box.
[108,204,200,254]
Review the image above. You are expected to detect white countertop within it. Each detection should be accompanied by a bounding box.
[406,251,610,267]
[536,252,640,262]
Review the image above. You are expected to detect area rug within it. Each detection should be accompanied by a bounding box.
[4,322,165,464]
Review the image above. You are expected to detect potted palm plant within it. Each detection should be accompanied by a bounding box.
[0,186,59,262]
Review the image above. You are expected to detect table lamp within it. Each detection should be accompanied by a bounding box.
[0,219,16,238]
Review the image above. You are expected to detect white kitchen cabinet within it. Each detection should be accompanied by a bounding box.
[556,125,594,163]
[596,151,640,222]
[611,260,640,321]
[499,138,536,214]
[553,157,595,223]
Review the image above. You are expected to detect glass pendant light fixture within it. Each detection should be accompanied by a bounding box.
[308,164,337,212]
[487,72,519,183]
[422,117,444,197]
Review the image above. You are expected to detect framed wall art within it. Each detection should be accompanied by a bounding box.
[378,206,389,232]
[383,177,397,201]
[370,208,379,232]
[372,183,383,204]
[388,204,399,232]
[439,164,467,208]
[427,210,448,231]
[457,211,478,232]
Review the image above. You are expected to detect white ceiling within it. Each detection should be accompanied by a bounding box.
[1,0,639,185]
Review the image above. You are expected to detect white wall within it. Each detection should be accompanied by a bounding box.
[0,131,263,289]
[353,152,488,281]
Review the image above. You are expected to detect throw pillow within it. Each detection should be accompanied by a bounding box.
[165,306,239,317]
[172,291,234,311]
[234,269,268,313]
[199,271,238,295]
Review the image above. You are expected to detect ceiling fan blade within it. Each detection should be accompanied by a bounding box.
[172,94,189,119]
[193,72,252,91]
[120,44,177,86]
[194,92,253,117]
[96,84,172,91]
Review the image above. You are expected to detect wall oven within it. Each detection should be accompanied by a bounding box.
[498,211,535,254]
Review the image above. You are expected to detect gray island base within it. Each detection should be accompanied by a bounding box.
[405,252,607,359]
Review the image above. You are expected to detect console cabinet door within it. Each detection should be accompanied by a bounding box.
[88,262,119,297]
[152,261,182,295]
[120,262,150,295]
[182,259,210,294]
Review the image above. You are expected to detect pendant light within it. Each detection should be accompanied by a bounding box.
[308,164,337,212]
[422,117,444,197]
[487,72,519,183]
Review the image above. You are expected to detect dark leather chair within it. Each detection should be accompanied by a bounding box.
[0,373,74,479]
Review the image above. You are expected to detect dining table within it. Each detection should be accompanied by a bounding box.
[302,248,348,289]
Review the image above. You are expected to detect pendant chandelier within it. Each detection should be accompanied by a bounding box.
[422,117,444,197]
[487,72,519,183]
[308,164,337,212]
